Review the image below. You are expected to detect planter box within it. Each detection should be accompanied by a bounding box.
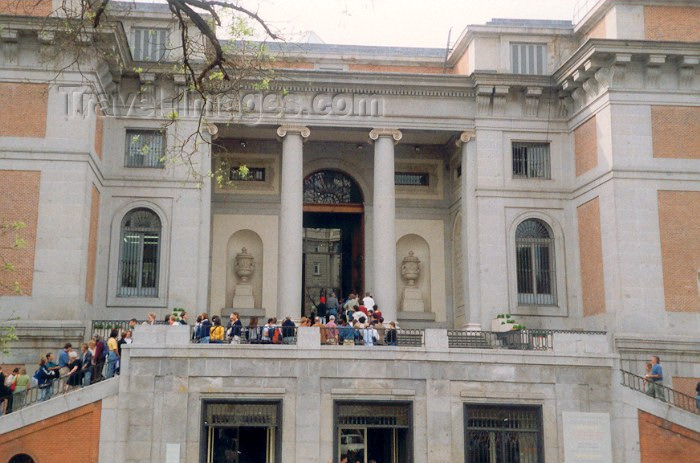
[491,319,516,332]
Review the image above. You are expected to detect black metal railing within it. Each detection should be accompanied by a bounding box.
[192,326,298,345]
[448,329,555,350]
[447,329,606,351]
[1,374,116,416]
[318,326,424,347]
[620,369,699,415]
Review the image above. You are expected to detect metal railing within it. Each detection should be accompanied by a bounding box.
[193,326,298,345]
[91,319,145,340]
[448,329,554,350]
[1,374,114,416]
[318,326,424,347]
[620,369,699,415]
[447,329,606,351]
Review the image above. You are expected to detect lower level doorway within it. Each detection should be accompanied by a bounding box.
[335,402,412,463]
[201,401,281,463]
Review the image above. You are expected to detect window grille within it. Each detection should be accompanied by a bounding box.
[516,219,556,305]
[229,166,266,181]
[130,28,168,62]
[511,43,546,75]
[204,402,279,428]
[512,143,551,179]
[304,170,363,204]
[465,405,543,463]
[337,403,410,428]
[118,208,161,298]
[395,172,429,186]
[125,130,165,168]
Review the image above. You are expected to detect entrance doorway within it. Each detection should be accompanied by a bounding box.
[335,402,413,463]
[302,170,364,316]
[201,401,281,463]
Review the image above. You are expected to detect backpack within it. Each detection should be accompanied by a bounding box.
[272,328,281,344]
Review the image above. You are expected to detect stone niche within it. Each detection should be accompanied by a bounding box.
[225,230,263,317]
[396,234,434,321]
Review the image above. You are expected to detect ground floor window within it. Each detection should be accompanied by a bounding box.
[201,400,281,463]
[464,404,543,463]
[334,401,412,463]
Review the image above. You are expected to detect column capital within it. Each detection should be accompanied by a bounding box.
[456,130,476,147]
[369,128,402,144]
[277,124,310,139]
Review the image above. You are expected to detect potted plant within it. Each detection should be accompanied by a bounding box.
[491,314,517,332]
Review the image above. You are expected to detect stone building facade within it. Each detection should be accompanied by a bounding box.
[0,0,699,462]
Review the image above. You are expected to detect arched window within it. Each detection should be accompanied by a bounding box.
[118,208,161,297]
[515,219,556,305]
[303,170,363,204]
[9,455,35,463]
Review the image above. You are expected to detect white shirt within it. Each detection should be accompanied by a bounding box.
[362,296,375,308]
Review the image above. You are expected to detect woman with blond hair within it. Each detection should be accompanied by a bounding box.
[12,367,30,410]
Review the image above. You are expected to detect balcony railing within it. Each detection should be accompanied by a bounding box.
[447,329,606,351]
[620,369,699,415]
[318,327,424,347]
[92,321,607,352]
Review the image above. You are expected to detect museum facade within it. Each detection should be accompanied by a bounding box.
[0,0,699,462]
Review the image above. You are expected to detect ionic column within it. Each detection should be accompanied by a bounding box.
[457,130,481,330]
[276,125,310,319]
[369,128,402,323]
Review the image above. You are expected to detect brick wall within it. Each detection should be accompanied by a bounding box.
[644,6,700,42]
[577,197,606,316]
[651,106,700,159]
[0,0,52,16]
[638,410,700,463]
[0,402,101,462]
[85,184,100,304]
[657,191,700,312]
[575,116,597,177]
[672,376,700,402]
[0,83,48,138]
[0,170,41,296]
[587,17,607,40]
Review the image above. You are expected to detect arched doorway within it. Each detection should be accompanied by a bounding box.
[9,455,35,463]
[302,170,364,317]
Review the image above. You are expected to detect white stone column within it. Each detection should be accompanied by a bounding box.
[276,125,309,320]
[369,128,402,323]
[457,130,481,330]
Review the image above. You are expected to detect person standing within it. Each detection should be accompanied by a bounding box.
[93,336,106,383]
[12,367,30,410]
[58,343,73,377]
[644,356,665,401]
[104,329,120,379]
[0,367,9,415]
[35,358,52,401]
[695,381,700,411]
[81,342,93,387]
[65,351,82,392]
[327,292,339,320]
[209,316,225,344]
[362,292,375,310]
[4,368,17,413]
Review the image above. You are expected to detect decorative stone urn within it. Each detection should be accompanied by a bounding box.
[234,247,255,283]
[400,250,425,312]
[401,251,421,286]
[233,247,255,309]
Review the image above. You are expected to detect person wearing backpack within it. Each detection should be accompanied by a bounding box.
[34,358,52,402]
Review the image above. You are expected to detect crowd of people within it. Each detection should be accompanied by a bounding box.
[186,292,401,346]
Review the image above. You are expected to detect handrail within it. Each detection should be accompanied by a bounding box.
[1,374,112,416]
[620,369,699,415]
[318,326,424,347]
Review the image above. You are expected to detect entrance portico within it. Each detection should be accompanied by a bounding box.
[210,125,462,327]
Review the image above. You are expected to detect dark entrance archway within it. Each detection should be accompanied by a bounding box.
[302,170,364,317]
